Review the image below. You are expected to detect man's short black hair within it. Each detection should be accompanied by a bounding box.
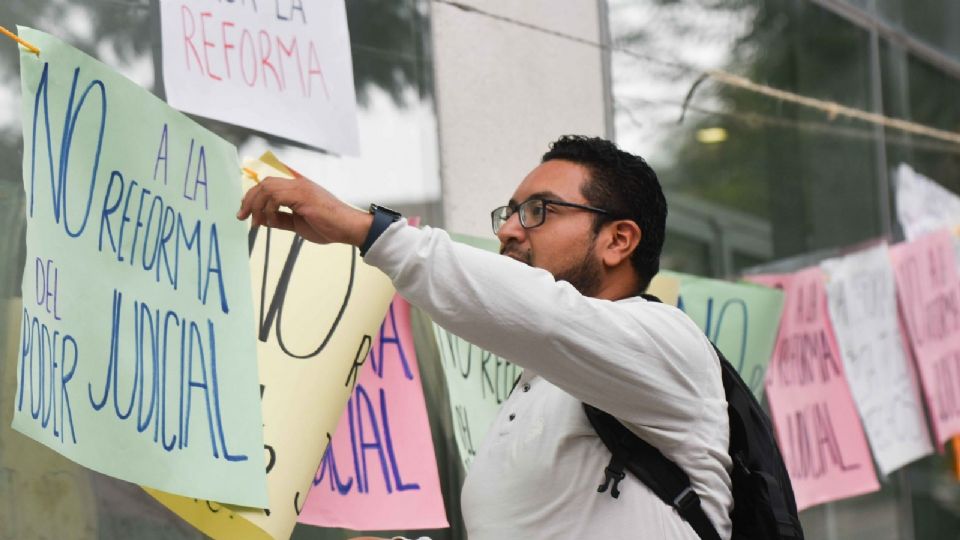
[541,135,667,292]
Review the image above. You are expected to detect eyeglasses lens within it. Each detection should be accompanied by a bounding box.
[491,206,509,234]
[520,200,546,229]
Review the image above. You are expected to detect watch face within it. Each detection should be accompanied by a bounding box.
[371,204,402,218]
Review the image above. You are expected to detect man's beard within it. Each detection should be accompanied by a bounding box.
[554,244,603,297]
[501,240,603,297]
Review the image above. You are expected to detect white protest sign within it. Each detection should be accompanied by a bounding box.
[894,163,960,241]
[159,0,360,155]
[821,244,933,475]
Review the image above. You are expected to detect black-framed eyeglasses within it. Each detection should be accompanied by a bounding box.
[490,198,612,234]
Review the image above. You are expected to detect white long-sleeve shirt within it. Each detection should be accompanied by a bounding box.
[365,222,732,540]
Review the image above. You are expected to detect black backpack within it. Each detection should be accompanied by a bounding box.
[584,295,804,540]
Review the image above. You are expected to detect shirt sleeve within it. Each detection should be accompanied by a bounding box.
[364,221,724,447]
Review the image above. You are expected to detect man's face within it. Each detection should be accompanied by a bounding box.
[496,159,604,296]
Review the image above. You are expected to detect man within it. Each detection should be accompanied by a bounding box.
[237,135,732,539]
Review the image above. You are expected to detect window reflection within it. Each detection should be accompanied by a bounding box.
[612,0,881,273]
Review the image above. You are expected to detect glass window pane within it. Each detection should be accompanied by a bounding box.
[876,0,960,64]
[661,233,713,276]
[612,0,883,276]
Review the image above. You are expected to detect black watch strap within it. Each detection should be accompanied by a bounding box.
[359,204,402,256]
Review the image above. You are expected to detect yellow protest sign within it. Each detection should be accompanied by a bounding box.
[647,273,680,306]
[147,154,396,539]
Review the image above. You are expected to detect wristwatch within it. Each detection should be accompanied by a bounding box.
[359,204,402,256]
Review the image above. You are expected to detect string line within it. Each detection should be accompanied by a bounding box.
[433,0,960,147]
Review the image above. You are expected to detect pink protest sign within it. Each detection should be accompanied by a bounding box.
[298,295,448,531]
[743,272,788,291]
[746,269,878,510]
[889,229,960,447]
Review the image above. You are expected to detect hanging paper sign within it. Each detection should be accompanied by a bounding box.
[159,0,360,155]
[14,27,266,506]
[743,273,784,290]
[821,244,932,475]
[299,295,448,530]
[894,164,960,241]
[889,230,960,447]
[671,272,784,399]
[746,269,879,510]
[145,155,395,539]
[432,320,520,470]
[647,273,681,307]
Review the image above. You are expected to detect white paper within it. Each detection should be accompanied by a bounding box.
[894,163,960,241]
[159,0,360,155]
[821,244,933,475]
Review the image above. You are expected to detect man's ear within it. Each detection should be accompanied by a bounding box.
[601,220,642,267]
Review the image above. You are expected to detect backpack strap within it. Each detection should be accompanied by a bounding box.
[584,404,721,540]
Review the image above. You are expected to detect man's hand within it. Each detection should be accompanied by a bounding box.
[236,174,373,246]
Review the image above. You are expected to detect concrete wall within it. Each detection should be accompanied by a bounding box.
[431,0,609,237]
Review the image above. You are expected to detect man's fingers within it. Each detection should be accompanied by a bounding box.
[267,210,297,232]
[261,175,296,183]
[246,186,275,226]
[238,178,312,233]
[263,196,282,221]
[237,182,260,219]
[236,172,356,246]
[237,177,293,219]
[246,179,297,225]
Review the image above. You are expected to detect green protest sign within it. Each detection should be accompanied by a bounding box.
[14,27,267,507]
[432,321,521,469]
[669,271,785,399]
